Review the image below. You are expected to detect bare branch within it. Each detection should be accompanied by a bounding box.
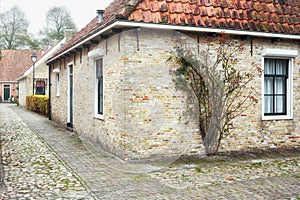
[169,35,261,155]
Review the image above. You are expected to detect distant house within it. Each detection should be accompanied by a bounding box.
[0,50,42,103]
[47,0,300,160]
[17,30,73,106]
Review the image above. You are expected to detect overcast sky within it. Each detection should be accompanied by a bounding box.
[0,0,113,35]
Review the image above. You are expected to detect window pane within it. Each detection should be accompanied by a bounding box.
[264,59,275,75]
[276,60,287,75]
[275,77,285,94]
[96,58,103,115]
[96,59,103,78]
[264,77,273,95]
[264,96,273,114]
[98,77,103,114]
[36,87,44,95]
[56,74,60,96]
[275,96,285,113]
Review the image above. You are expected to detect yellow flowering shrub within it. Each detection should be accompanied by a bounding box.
[26,95,49,115]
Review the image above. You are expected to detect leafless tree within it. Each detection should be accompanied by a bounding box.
[40,6,77,42]
[0,6,30,49]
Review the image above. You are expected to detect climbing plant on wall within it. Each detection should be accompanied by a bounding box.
[169,34,262,156]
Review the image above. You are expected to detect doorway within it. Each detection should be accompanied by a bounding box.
[3,85,10,102]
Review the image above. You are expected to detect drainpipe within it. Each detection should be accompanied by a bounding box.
[48,63,52,120]
[17,81,19,104]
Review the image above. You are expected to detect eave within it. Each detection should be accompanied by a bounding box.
[46,20,300,64]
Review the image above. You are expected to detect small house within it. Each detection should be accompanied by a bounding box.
[47,0,300,160]
[0,50,41,103]
[17,30,73,106]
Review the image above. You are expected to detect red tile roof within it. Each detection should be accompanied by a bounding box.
[128,0,300,34]
[51,0,299,59]
[0,50,42,81]
[55,0,132,55]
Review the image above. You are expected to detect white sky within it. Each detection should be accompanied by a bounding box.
[0,0,113,35]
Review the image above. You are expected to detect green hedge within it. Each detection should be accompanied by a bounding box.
[26,95,49,115]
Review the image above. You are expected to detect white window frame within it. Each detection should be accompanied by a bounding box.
[261,49,298,120]
[67,63,74,124]
[56,73,60,96]
[88,48,105,119]
[53,68,60,97]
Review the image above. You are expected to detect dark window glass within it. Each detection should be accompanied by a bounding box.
[96,58,103,115]
[36,81,45,95]
[264,59,288,115]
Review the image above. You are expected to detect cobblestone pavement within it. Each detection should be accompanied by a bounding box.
[0,104,93,199]
[0,104,299,199]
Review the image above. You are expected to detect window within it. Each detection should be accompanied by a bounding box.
[36,81,45,95]
[88,48,105,119]
[95,58,104,116]
[264,59,288,115]
[56,74,60,96]
[262,49,297,120]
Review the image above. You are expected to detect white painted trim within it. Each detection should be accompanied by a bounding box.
[47,23,116,63]
[19,38,66,80]
[0,81,17,83]
[88,48,105,59]
[261,55,294,121]
[262,49,298,58]
[262,115,293,121]
[93,58,105,120]
[53,68,60,73]
[67,63,74,124]
[47,21,300,63]
[55,73,60,97]
[115,21,300,40]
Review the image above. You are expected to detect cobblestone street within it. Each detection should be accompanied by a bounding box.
[0,104,299,199]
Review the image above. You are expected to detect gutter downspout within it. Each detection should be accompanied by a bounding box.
[48,63,52,120]
[17,81,19,104]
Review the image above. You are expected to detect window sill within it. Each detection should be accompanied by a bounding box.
[94,114,104,121]
[262,115,293,121]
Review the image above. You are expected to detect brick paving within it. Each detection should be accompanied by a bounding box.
[0,104,299,199]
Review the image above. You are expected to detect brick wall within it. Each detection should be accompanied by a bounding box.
[220,37,300,152]
[49,28,299,160]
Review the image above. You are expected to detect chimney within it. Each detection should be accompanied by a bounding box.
[64,29,74,41]
[97,10,104,23]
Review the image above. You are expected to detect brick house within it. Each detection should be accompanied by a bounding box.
[47,0,300,160]
[0,50,42,103]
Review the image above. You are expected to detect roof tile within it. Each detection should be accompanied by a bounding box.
[129,0,300,34]
[51,0,299,60]
[141,0,150,11]
[151,11,162,23]
[150,0,158,6]
[182,3,192,14]
[0,50,42,81]
[160,2,169,12]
